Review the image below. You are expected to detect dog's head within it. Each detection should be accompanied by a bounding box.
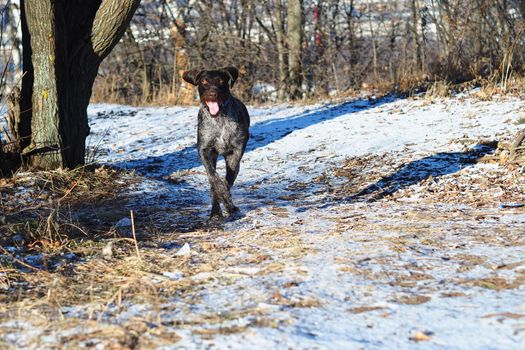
[183,67,239,117]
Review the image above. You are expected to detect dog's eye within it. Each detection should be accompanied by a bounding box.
[202,80,209,86]
[218,79,224,85]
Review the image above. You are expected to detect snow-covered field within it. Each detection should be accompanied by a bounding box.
[2,93,525,349]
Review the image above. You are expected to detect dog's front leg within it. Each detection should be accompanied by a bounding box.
[224,150,244,214]
[199,148,223,219]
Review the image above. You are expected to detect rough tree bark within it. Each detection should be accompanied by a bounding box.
[410,0,422,72]
[273,0,288,101]
[20,0,141,169]
[287,0,303,100]
[436,0,453,58]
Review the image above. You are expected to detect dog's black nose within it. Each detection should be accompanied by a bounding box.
[205,91,219,101]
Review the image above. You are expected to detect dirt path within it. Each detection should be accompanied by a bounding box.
[1,95,525,349]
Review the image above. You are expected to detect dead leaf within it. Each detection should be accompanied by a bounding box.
[350,306,385,314]
[410,331,433,342]
[482,312,525,320]
[395,295,431,305]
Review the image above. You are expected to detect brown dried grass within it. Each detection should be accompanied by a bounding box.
[1,166,138,249]
[0,176,308,348]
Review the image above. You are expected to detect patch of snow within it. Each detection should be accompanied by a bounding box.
[115,217,132,227]
[4,95,525,349]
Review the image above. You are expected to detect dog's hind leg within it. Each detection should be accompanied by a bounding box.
[225,150,243,189]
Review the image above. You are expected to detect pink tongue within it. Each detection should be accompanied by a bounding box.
[206,101,220,116]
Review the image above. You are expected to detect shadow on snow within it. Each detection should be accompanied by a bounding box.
[112,95,397,177]
[345,142,498,203]
[108,96,496,229]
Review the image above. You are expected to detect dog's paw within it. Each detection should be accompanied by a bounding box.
[205,213,224,227]
[226,205,240,215]
[225,206,245,222]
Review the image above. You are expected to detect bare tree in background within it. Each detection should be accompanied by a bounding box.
[287,0,304,99]
[82,0,525,104]
[409,0,423,73]
[3,0,525,173]
[270,0,289,101]
[0,0,22,88]
[18,0,140,170]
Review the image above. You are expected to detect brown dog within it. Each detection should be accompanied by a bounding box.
[183,67,250,220]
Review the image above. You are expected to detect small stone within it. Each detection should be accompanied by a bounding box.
[409,331,433,342]
[175,243,191,256]
[115,218,132,227]
[102,241,114,259]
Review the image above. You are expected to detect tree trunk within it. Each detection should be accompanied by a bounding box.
[437,0,453,58]
[20,0,141,170]
[19,0,34,152]
[22,0,64,169]
[273,0,288,101]
[287,0,303,100]
[410,0,422,72]
[312,0,327,95]
[4,2,23,86]
[368,1,378,82]
[171,20,194,105]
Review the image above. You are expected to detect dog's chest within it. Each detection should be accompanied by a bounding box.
[199,112,244,154]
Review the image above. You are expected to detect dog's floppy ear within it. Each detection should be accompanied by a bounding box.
[182,69,204,86]
[221,67,239,88]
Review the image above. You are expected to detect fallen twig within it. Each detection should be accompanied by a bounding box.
[130,210,141,262]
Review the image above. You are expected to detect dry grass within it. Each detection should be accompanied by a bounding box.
[1,166,139,247]
[328,140,525,208]
[472,75,525,101]
[0,224,307,346]
[0,164,310,348]
[92,74,190,107]
[425,80,452,98]
[91,64,525,108]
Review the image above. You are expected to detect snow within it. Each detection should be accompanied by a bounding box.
[83,94,525,349]
[89,95,517,180]
[2,94,525,349]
